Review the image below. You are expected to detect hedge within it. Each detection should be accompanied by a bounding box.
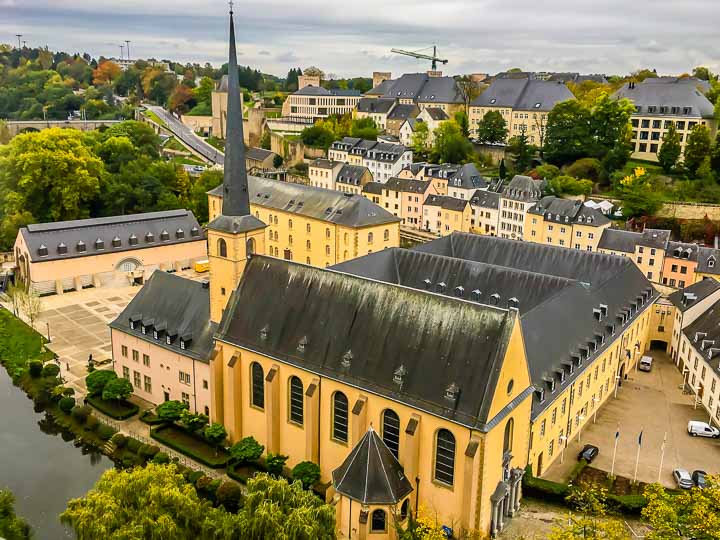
[607,494,647,514]
[139,409,166,425]
[522,473,570,504]
[87,395,139,420]
[227,462,266,484]
[151,424,230,468]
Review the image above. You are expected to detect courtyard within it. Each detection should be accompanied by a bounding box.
[544,349,720,488]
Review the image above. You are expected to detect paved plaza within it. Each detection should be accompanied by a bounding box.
[544,350,720,488]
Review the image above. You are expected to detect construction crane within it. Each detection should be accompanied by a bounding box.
[390,45,448,71]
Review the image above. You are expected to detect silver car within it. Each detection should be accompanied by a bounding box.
[673,468,693,489]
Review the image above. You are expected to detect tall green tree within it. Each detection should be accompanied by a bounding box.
[544,100,593,165]
[411,120,430,160]
[430,121,473,164]
[657,122,682,173]
[710,133,720,177]
[475,110,507,144]
[350,117,378,139]
[0,489,31,540]
[507,129,535,173]
[685,124,713,176]
[453,110,469,137]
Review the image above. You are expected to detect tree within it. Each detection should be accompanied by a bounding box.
[411,120,431,159]
[642,478,720,539]
[0,489,31,540]
[299,125,335,150]
[616,168,664,218]
[549,484,628,540]
[204,423,227,456]
[430,120,473,164]
[499,158,507,180]
[20,288,42,328]
[475,110,507,144]
[102,120,161,157]
[455,76,482,113]
[169,85,194,114]
[180,410,209,433]
[507,129,535,173]
[535,163,560,180]
[693,66,714,81]
[193,76,215,104]
[101,377,133,401]
[453,110,469,138]
[156,399,187,423]
[685,124,713,176]
[658,122,682,173]
[350,117,379,140]
[230,436,264,465]
[96,135,138,173]
[265,453,289,477]
[711,134,720,177]
[216,481,243,513]
[92,60,121,85]
[85,370,117,396]
[544,100,593,165]
[303,66,325,80]
[291,461,320,489]
[549,175,593,196]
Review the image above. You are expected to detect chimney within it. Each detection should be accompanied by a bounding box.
[427,70,443,78]
[372,71,391,88]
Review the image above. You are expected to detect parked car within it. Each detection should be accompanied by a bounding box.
[687,420,720,438]
[638,356,653,372]
[673,468,693,489]
[578,444,599,463]
[692,470,707,488]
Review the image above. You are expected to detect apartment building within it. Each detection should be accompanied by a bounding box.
[498,175,544,240]
[375,177,439,227]
[613,78,718,162]
[335,164,373,195]
[365,72,465,116]
[422,195,471,235]
[470,190,501,236]
[246,147,280,173]
[668,279,720,364]
[328,137,413,183]
[281,85,361,120]
[525,197,611,251]
[354,98,397,131]
[308,158,343,190]
[469,78,574,143]
[386,104,420,137]
[445,163,489,200]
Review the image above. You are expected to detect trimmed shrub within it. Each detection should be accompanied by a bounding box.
[85,369,117,395]
[565,157,602,181]
[522,465,570,504]
[140,409,165,425]
[292,461,321,489]
[59,396,76,414]
[96,423,116,441]
[126,437,142,454]
[151,452,170,464]
[229,436,264,465]
[188,470,204,485]
[28,360,43,377]
[607,494,647,515]
[196,476,221,502]
[41,363,60,378]
[266,453,288,477]
[111,433,127,448]
[71,405,91,423]
[87,394,139,420]
[217,481,243,513]
[139,444,161,459]
[85,415,99,431]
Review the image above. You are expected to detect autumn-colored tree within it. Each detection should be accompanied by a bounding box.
[92,60,121,85]
[169,84,194,114]
[549,484,629,539]
[642,478,720,539]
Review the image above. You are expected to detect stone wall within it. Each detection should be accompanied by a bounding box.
[657,201,720,220]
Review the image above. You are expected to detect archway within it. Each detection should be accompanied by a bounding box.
[618,363,626,387]
[650,340,668,351]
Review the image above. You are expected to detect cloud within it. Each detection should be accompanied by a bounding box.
[275,51,299,63]
[258,50,270,56]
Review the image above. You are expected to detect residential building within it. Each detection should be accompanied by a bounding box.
[281,86,361,120]
[110,272,214,415]
[365,72,465,116]
[416,107,449,143]
[662,242,699,289]
[308,158,343,190]
[422,195,471,234]
[335,164,372,195]
[498,175,544,240]
[328,137,413,182]
[246,147,280,173]
[13,210,207,295]
[207,177,400,268]
[667,279,720,364]
[469,78,574,144]
[379,177,438,227]
[470,190,500,235]
[398,118,420,147]
[613,78,718,162]
[362,181,383,205]
[525,196,611,251]
[354,97,396,131]
[386,103,420,137]
[597,228,670,283]
[445,163,489,200]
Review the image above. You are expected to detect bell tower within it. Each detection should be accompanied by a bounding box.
[207,5,266,324]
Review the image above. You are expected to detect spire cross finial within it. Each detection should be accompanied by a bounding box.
[228,1,234,13]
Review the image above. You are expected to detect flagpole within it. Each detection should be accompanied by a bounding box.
[611,425,619,477]
[633,429,643,484]
[657,432,667,484]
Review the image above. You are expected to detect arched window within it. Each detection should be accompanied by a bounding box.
[289,235,293,245]
[251,362,264,409]
[332,391,348,442]
[371,509,386,532]
[325,245,331,256]
[288,219,293,229]
[382,409,400,459]
[343,250,348,259]
[368,232,374,244]
[306,223,311,233]
[306,257,311,264]
[384,229,390,241]
[217,238,227,258]
[344,233,349,244]
[288,376,304,425]
[326,228,331,239]
[246,238,255,255]
[306,240,311,251]
[274,215,278,225]
[503,418,514,454]
[400,499,410,521]
[434,429,456,486]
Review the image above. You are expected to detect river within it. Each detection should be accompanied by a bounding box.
[0,367,112,539]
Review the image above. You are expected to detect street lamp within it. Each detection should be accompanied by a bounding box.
[559,435,568,464]
[592,396,599,423]
[614,374,621,399]
[682,367,690,392]
[577,415,586,444]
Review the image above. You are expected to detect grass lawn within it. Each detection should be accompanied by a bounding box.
[171,156,205,166]
[0,308,54,375]
[164,137,188,152]
[143,110,166,127]
[87,394,139,420]
[151,424,230,468]
[206,136,225,152]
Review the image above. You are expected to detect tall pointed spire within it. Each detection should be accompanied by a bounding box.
[221,6,251,217]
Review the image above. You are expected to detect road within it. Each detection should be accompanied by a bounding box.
[144,105,224,165]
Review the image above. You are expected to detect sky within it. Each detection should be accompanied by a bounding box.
[2,0,720,79]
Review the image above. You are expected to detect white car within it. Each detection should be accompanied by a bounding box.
[673,468,693,489]
[687,420,720,438]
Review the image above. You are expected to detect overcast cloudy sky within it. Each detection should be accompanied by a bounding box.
[3,0,719,78]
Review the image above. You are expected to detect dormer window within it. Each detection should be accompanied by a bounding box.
[57,242,67,255]
[180,339,186,350]
[423,279,432,290]
[37,244,48,257]
[393,364,407,386]
[145,232,154,243]
[454,286,464,298]
[112,236,121,248]
[709,256,716,268]
[536,388,546,403]
[297,336,309,353]
[260,325,269,340]
[445,383,460,402]
[472,289,482,301]
[341,350,353,369]
[129,234,138,246]
[176,228,185,239]
[190,226,200,237]
[160,230,170,241]
[129,321,135,330]
[76,241,86,253]
[166,335,172,345]
[141,325,146,335]
[95,238,104,250]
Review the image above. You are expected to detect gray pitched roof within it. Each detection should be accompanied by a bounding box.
[666,241,699,262]
[472,79,573,111]
[424,107,449,121]
[216,255,516,429]
[597,228,671,253]
[109,271,215,362]
[613,78,715,119]
[356,97,396,114]
[362,182,384,195]
[336,164,370,186]
[448,163,488,190]
[361,232,657,418]
[697,247,720,275]
[528,196,610,226]
[384,177,431,194]
[668,278,720,312]
[332,427,413,504]
[294,86,361,97]
[366,79,394,96]
[387,103,419,120]
[424,194,469,212]
[21,210,204,263]
[682,299,720,370]
[470,190,500,209]
[376,73,463,104]
[208,177,399,228]
[246,147,277,162]
[309,158,338,170]
[330,137,362,152]
[501,175,543,202]
[364,142,407,163]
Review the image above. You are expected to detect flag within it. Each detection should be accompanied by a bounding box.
[615,425,620,439]
[638,430,643,446]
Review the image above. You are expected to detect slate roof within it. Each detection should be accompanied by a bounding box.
[471,79,573,111]
[362,182,384,195]
[668,278,720,312]
[384,177,431,194]
[387,103,419,120]
[501,175,543,202]
[216,255,516,429]
[364,142,408,163]
[470,190,500,210]
[109,271,215,362]
[20,210,204,263]
[666,241,699,262]
[246,147,276,162]
[448,163,489,190]
[613,78,715,118]
[424,194,469,212]
[682,299,720,370]
[375,73,463,104]
[597,228,671,253]
[697,247,720,275]
[424,107,449,121]
[208,177,399,228]
[356,97,396,114]
[332,427,413,504]
[351,232,657,418]
[330,137,363,152]
[337,164,370,186]
[293,86,361,97]
[528,196,610,226]
[309,158,337,170]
